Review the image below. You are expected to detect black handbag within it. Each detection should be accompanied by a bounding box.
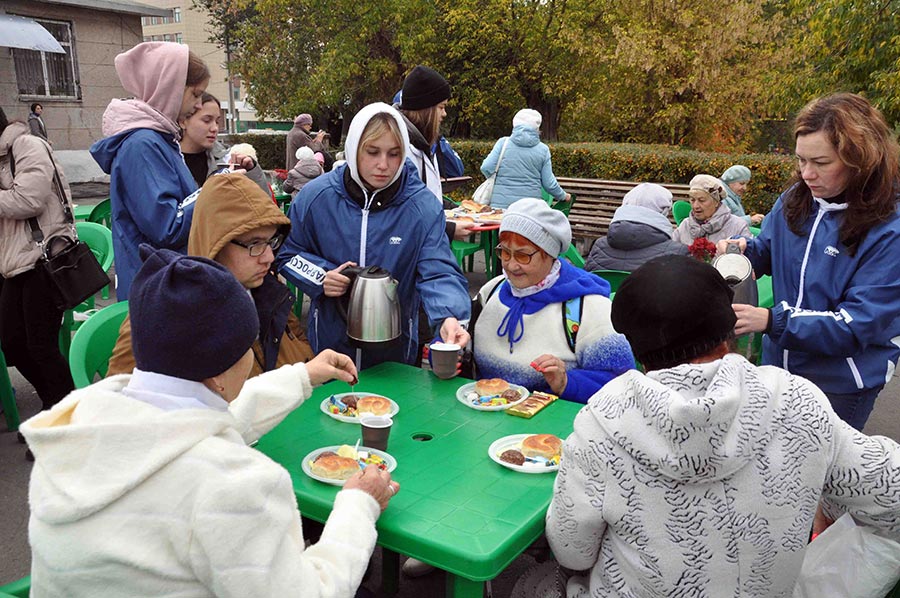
[13,143,110,311]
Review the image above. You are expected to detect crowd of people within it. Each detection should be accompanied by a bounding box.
[1,39,899,597]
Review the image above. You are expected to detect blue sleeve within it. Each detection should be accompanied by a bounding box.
[439,137,465,178]
[275,191,339,300]
[480,139,504,178]
[539,145,565,200]
[745,197,781,277]
[768,231,900,356]
[116,135,196,248]
[416,209,471,329]
[562,333,634,403]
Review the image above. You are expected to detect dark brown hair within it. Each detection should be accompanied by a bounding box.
[785,93,900,255]
[401,105,442,146]
[186,50,210,86]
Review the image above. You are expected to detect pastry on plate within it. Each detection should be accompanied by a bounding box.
[460,199,491,213]
[310,452,360,480]
[475,378,510,396]
[521,434,562,460]
[357,395,392,416]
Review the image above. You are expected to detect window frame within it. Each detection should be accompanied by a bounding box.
[12,16,81,102]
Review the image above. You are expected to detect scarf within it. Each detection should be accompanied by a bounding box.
[687,203,737,240]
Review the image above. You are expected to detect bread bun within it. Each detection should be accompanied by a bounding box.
[521,434,562,460]
[357,395,391,416]
[455,216,475,225]
[475,378,510,396]
[311,453,360,480]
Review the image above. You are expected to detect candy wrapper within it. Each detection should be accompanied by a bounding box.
[506,391,558,418]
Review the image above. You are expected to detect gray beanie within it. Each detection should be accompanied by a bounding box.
[500,198,572,257]
[721,164,751,184]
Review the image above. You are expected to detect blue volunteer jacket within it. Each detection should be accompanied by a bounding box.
[746,192,900,394]
[90,129,197,300]
[275,161,470,369]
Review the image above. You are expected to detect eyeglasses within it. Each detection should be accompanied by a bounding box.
[230,233,285,257]
[495,244,540,265]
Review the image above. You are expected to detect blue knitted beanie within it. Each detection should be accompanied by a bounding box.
[130,245,259,381]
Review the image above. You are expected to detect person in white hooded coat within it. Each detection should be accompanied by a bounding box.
[545,255,900,598]
[22,247,398,598]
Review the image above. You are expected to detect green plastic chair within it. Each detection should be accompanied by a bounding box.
[561,243,585,269]
[0,575,29,598]
[68,301,129,389]
[672,200,692,225]
[286,281,304,320]
[59,222,115,359]
[87,197,111,228]
[0,347,20,432]
[542,189,575,217]
[592,269,631,293]
[451,238,486,275]
[749,225,761,237]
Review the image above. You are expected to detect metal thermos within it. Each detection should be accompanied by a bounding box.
[339,266,401,346]
[712,243,758,306]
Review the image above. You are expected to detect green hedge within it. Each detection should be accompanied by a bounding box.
[224,134,795,214]
[450,141,795,214]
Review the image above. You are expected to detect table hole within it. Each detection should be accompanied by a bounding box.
[411,433,433,442]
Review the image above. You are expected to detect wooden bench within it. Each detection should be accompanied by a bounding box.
[556,177,691,250]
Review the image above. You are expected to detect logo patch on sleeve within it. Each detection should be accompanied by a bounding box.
[285,255,326,285]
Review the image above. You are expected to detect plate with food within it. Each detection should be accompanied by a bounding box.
[302,444,397,486]
[321,393,399,423]
[456,378,529,411]
[489,433,562,473]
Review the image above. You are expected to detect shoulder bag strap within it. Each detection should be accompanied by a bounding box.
[491,138,510,177]
[40,142,74,224]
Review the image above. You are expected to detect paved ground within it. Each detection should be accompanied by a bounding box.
[2,186,899,595]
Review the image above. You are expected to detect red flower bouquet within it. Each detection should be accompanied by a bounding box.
[688,237,717,263]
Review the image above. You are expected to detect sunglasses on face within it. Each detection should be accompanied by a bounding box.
[495,244,540,265]
[230,233,285,257]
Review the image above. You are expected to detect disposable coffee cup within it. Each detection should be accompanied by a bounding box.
[360,415,392,452]
[430,342,461,379]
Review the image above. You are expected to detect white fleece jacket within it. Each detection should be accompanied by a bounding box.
[21,363,381,598]
[546,354,900,597]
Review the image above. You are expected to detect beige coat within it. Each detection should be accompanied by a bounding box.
[0,122,75,278]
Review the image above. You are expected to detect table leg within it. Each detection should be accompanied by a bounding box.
[381,548,400,596]
[445,573,484,598]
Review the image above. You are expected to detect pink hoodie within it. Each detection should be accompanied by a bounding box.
[101,42,189,138]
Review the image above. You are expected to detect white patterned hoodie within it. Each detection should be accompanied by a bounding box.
[22,363,381,598]
[546,354,900,597]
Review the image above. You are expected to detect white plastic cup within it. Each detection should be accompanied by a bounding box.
[430,342,461,379]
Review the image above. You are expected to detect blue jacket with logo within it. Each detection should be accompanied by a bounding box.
[90,129,197,301]
[275,161,470,369]
[746,192,900,394]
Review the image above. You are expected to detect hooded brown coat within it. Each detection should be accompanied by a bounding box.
[107,174,313,378]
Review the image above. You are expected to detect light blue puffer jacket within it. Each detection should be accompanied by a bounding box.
[480,125,565,209]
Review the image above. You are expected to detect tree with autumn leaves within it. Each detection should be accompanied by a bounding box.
[195,0,900,151]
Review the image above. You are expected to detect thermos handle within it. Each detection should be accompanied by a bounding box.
[725,242,741,255]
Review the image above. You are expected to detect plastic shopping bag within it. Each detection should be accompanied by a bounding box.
[793,513,900,598]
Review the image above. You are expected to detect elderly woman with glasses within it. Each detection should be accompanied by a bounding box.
[469,199,634,403]
[673,173,751,246]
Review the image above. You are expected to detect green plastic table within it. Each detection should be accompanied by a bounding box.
[255,362,582,597]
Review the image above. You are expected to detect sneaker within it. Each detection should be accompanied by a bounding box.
[401,558,435,578]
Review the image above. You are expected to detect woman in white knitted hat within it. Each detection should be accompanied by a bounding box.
[479,109,570,210]
[470,198,634,403]
[673,173,750,246]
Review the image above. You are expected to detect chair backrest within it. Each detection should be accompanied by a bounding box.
[542,189,576,216]
[87,197,111,228]
[69,301,129,388]
[0,575,30,598]
[75,221,114,272]
[749,225,761,237]
[672,200,691,225]
[561,243,585,269]
[592,269,631,293]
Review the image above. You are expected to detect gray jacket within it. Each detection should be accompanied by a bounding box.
[585,205,688,272]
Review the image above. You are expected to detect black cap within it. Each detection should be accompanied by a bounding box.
[611,255,736,370]
[400,66,450,110]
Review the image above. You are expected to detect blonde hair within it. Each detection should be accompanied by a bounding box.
[358,113,403,156]
[401,105,442,146]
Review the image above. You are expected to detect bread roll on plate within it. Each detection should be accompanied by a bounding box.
[475,378,510,396]
[357,395,392,416]
[310,453,360,480]
[521,434,562,459]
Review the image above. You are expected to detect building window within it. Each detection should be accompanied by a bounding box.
[143,36,150,42]
[163,33,173,42]
[175,33,183,43]
[12,18,80,100]
[174,8,181,23]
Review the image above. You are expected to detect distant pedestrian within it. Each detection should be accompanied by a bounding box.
[28,103,48,142]
[285,113,326,170]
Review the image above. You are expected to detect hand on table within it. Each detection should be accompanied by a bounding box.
[716,238,747,256]
[531,354,568,395]
[323,261,356,297]
[733,304,769,335]
[305,349,358,386]
[452,221,475,240]
[440,317,470,349]
[344,465,399,511]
